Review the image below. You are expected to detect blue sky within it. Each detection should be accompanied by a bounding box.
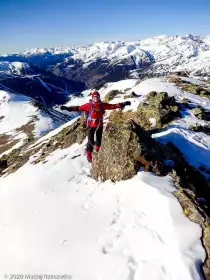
[0,0,210,54]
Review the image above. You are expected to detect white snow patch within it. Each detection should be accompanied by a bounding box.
[153,126,210,170]
[0,90,57,138]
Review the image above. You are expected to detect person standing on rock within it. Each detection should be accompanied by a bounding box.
[60,90,131,162]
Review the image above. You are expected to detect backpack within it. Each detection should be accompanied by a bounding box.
[84,100,104,126]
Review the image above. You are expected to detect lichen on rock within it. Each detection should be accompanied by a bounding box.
[91,119,165,181]
[136,91,181,128]
[191,108,210,121]
[104,90,121,102]
[188,124,210,133]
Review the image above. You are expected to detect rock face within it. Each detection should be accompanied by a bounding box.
[191,108,210,121]
[136,91,181,128]
[203,226,210,280]
[174,189,210,280]
[188,124,210,133]
[178,82,210,99]
[104,90,121,102]
[91,120,165,181]
[51,48,152,88]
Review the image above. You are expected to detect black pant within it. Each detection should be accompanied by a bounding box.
[87,126,103,152]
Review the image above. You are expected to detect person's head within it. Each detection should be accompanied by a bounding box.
[92,91,100,103]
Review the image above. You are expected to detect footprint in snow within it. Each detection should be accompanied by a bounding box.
[127,256,138,280]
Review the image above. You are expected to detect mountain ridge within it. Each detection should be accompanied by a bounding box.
[1,34,210,88]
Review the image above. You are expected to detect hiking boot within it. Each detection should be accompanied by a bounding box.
[86,151,92,162]
[94,145,101,152]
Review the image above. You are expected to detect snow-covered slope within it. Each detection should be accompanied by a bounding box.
[0,61,30,76]
[0,90,56,156]
[0,76,210,279]
[1,34,210,87]
[0,138,205,280]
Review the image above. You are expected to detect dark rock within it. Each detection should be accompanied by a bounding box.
[124,91,139,99]
[191,108,210,121]
[170,71,189,77]
[174,189,210,280]
[188,124,210,133]
[0,158,7,170]
[199,165,206,172]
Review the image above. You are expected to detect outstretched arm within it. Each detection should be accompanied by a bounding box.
[60,103,90,112]
[103,101,131,110]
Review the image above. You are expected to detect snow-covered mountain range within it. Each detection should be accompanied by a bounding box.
[1,34,210,87]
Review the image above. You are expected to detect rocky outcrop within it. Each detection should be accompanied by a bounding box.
[166,76,210,100]
[167,75,183,84]
[91,120,165,181]
[124,91,140,99]
[188,124,210,133]
[174,189,210,280]
[170,71,189,77]
[104,90,121,102]
[136,91,181,128]
[163,141,210,279]
[191,108,210,121]
[179,83,210,99]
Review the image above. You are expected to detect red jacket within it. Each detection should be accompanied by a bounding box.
[72,101,121,127]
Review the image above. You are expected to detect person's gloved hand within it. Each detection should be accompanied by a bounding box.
[124,101,131,106]
[60,105,66,110]
[60,105,72,111]
[120,101,131,108]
